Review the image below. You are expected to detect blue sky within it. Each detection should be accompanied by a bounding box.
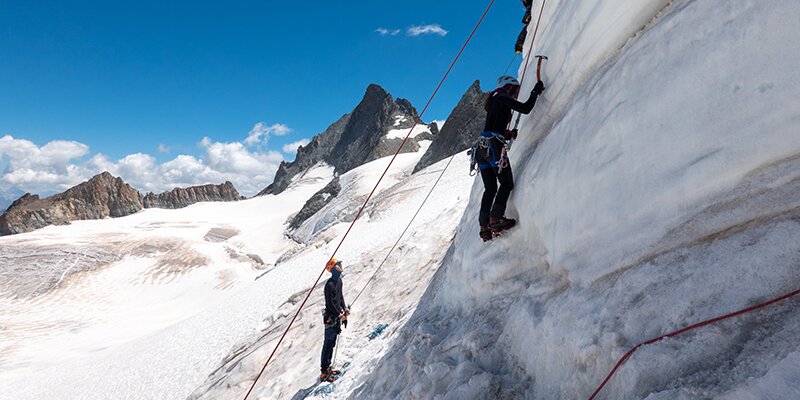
[0,0,527,197]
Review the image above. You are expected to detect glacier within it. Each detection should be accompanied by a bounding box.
[2,0,799,399]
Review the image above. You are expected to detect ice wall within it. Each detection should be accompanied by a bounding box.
[355,0,800,398]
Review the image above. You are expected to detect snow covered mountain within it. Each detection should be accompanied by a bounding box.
[3,1,799,400]
[258,84,433,196]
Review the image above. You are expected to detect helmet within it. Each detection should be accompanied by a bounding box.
[326,259,342,272]
[496,75,520,89]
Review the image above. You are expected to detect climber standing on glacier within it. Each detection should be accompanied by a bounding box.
[319,259,349,382]
[474,75,544,241]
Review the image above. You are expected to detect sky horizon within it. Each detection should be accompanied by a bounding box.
[1,1,529,199]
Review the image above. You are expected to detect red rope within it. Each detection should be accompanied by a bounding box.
[518,0,548,89]
[240,1,497,398]
[510,0,547,131]
[588,288,800,400]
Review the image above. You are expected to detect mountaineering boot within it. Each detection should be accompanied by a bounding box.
[489,217,516,234]
[480,225,493,242]
[320,367,340,382]
[319,371,335,383]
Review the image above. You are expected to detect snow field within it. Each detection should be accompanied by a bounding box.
[386,124,433,140]
[1,144,474,400]
[189,151,473,399]
[0,163,334,396]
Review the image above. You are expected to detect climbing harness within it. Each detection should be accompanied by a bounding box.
[322,310,339,329]
[239,2,498,399]
[469,131,511,175]
[471,0,548,176]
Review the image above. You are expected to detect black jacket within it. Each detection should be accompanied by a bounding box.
[483,91,538,133]
[324,277,347,318]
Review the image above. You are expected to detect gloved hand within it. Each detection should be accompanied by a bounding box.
[504,129,518,140]
[532,80,545,96]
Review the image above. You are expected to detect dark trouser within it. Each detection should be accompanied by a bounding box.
[479,164,514,227]
[320,326,339,372]
[515,25,528,53]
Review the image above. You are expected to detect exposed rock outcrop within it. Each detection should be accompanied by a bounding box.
[258,114,351,196]
[0,188,25,213]
[288,177,341,230]
[258,84,429,196]
[143,182,244,209]
[0,172,144,235]
[328,85,423,173]
[0,174,245,236]
[413,81,489,173]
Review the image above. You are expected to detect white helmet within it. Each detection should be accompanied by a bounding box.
[496,75,520,89]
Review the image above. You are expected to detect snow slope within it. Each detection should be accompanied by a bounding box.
[187,150,473,400]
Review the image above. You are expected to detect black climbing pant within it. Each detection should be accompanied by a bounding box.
[320,326,339,371]
[479,164,514,227]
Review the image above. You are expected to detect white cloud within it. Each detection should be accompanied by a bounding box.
[407,24,448,37]
[244,122,293,146]
[0,127,290,198]
[0,135,90,192]
[376,27,401,36]
[282,139,310,155]
[157,144,170,153]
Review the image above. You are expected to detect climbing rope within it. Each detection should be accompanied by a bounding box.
[240,2,497,398]
[512,0,548,131]
[349,153,459,307]
[340,0,551,374]
[331,152,456,369]
[349,0,550,324]
[503,52,520,75]
[588,287,800,400]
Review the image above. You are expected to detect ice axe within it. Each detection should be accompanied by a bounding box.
[535,55,548,82]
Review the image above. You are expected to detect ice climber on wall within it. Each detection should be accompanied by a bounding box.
[475,75,544,241]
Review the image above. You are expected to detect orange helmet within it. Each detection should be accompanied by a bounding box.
[326,259,342,272]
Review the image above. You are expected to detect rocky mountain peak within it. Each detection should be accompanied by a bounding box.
[258,83,429,196]
[413,80,489,173]
[143,181,244,209]
[0,172,144,235]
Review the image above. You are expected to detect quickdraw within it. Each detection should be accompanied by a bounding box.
[497,145,509,172]
[468,148,479,176]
